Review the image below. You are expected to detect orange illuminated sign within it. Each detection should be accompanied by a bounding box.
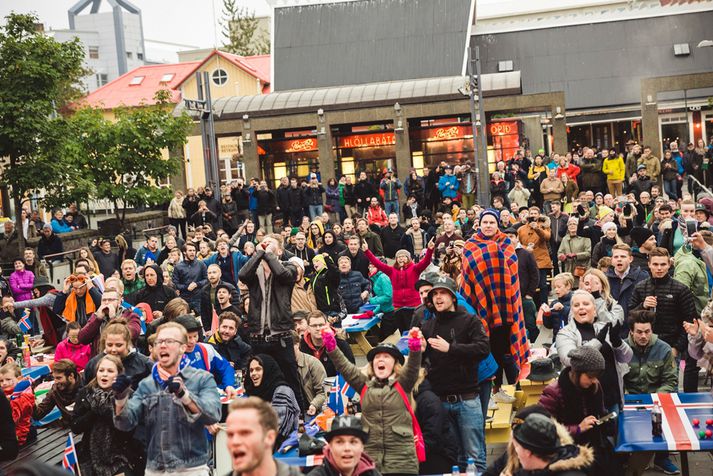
[284,138,318,153]
[489,121,517,136]
[338,132,395,148]
[430,125,467,140]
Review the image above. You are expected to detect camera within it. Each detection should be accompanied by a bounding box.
[577,205,586,216]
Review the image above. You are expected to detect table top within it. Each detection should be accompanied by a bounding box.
[616,393,713,453]
[341,313,382,333]
[274,447,324,467]
[21,364,51,381]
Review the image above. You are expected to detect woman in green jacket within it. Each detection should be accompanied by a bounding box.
[557,217,592,287]
[322,328,423,476]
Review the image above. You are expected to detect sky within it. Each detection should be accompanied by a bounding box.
[0,0,271,49]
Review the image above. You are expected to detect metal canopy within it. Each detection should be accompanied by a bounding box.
[200,72,521,119]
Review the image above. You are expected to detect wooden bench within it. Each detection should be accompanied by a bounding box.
[0,426,81,471]
[485,385,516,444]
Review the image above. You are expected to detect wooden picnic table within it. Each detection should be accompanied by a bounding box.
[342,313,382,355]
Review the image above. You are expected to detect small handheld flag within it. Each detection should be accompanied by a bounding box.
[62,432,80,475]
[328,373,356,415]
[211,308,219,336]
[18,308,31,333]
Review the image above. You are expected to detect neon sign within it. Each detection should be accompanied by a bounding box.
[338,132,395,148]
[284,138,318,153]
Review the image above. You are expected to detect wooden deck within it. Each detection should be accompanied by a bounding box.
[0,425,80,471]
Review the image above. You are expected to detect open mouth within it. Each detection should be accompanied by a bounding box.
[231,449,247,463]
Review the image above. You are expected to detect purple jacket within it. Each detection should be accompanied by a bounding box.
[10,269,35,302]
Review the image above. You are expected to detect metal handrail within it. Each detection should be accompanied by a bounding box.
[688,175,713,198]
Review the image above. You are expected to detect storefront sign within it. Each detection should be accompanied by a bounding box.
[284,138,318,153]
[430,125,467,141]
[338,132,395,148]
[489,121,518,136]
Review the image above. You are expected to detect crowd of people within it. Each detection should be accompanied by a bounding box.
[1,138,713,475]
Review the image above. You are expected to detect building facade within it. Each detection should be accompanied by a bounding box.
[472,0,713,154]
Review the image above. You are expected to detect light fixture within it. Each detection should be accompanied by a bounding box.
[673,43,690,56]
[645,94,657,106]
[243,132,251,143]
[395,119,404,133]
[498,60,514,72]
[554,107,564,120]
[317,126,326,136]
[317,108,325,123]
[242,114,250,130]
[394,102,402,115]
[697,40,713,48]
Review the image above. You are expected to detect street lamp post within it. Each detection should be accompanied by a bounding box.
[185,72,220,201]
[465,46,490,207]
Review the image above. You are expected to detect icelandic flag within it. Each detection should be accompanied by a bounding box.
[18,308,31,333]
[328,373,356,415]
[62,432,79,474]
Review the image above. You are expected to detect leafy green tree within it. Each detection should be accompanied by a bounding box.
[221,0,270,56]
[0,12,86,253]
[69,90,192,224]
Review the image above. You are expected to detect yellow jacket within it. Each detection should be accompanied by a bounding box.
[602,156,625,182]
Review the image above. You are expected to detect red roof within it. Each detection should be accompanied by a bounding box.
[77,50,271,110]
[78,61,201,110]
[242,54,271,93]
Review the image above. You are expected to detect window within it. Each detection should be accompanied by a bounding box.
[137,52,144,61]
[96,73,108,87]
[160,73,175,84]
[88,46,99,59]
[129,76,145,86]
[212,68,228,86]
[126,51,133,59]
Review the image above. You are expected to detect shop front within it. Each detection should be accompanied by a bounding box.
[257,131,320,187]
[409,116,522,173]
[332,124,396,181]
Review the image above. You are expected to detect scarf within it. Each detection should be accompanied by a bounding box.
[256,265,272,335]
[244,354,288,402]
[151,355,190,389]
[62,290,96,323]
[461,230,530,380]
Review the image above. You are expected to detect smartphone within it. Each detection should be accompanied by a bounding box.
[594,411,618,426]
[686,220,698,238]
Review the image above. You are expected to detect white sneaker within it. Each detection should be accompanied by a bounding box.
[488,398,499,410]
[492,389,516,404]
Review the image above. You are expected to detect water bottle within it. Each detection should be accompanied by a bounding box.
[466,458,477,476]
[451,465,460,476]
[651,402,663,436]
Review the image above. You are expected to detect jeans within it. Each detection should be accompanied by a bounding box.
[523,297,539,343]
[442,397,486,471]
[663,179,678,200]
[384,200,399,217]
[308,204,323,220]
[537,268,551,308]
[683,353,700,393]
[478,379,492,421]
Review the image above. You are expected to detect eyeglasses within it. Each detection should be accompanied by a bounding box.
[155,338,184,346]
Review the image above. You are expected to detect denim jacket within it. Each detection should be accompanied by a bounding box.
[114,365,222,471]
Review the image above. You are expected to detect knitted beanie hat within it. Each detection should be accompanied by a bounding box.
[569,346,605,374]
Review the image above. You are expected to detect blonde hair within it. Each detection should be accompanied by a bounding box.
[582,268,613,305]
[552,272,574,289]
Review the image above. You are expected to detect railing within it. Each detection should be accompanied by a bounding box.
[688,175,713,199]
[42,248,83,284]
